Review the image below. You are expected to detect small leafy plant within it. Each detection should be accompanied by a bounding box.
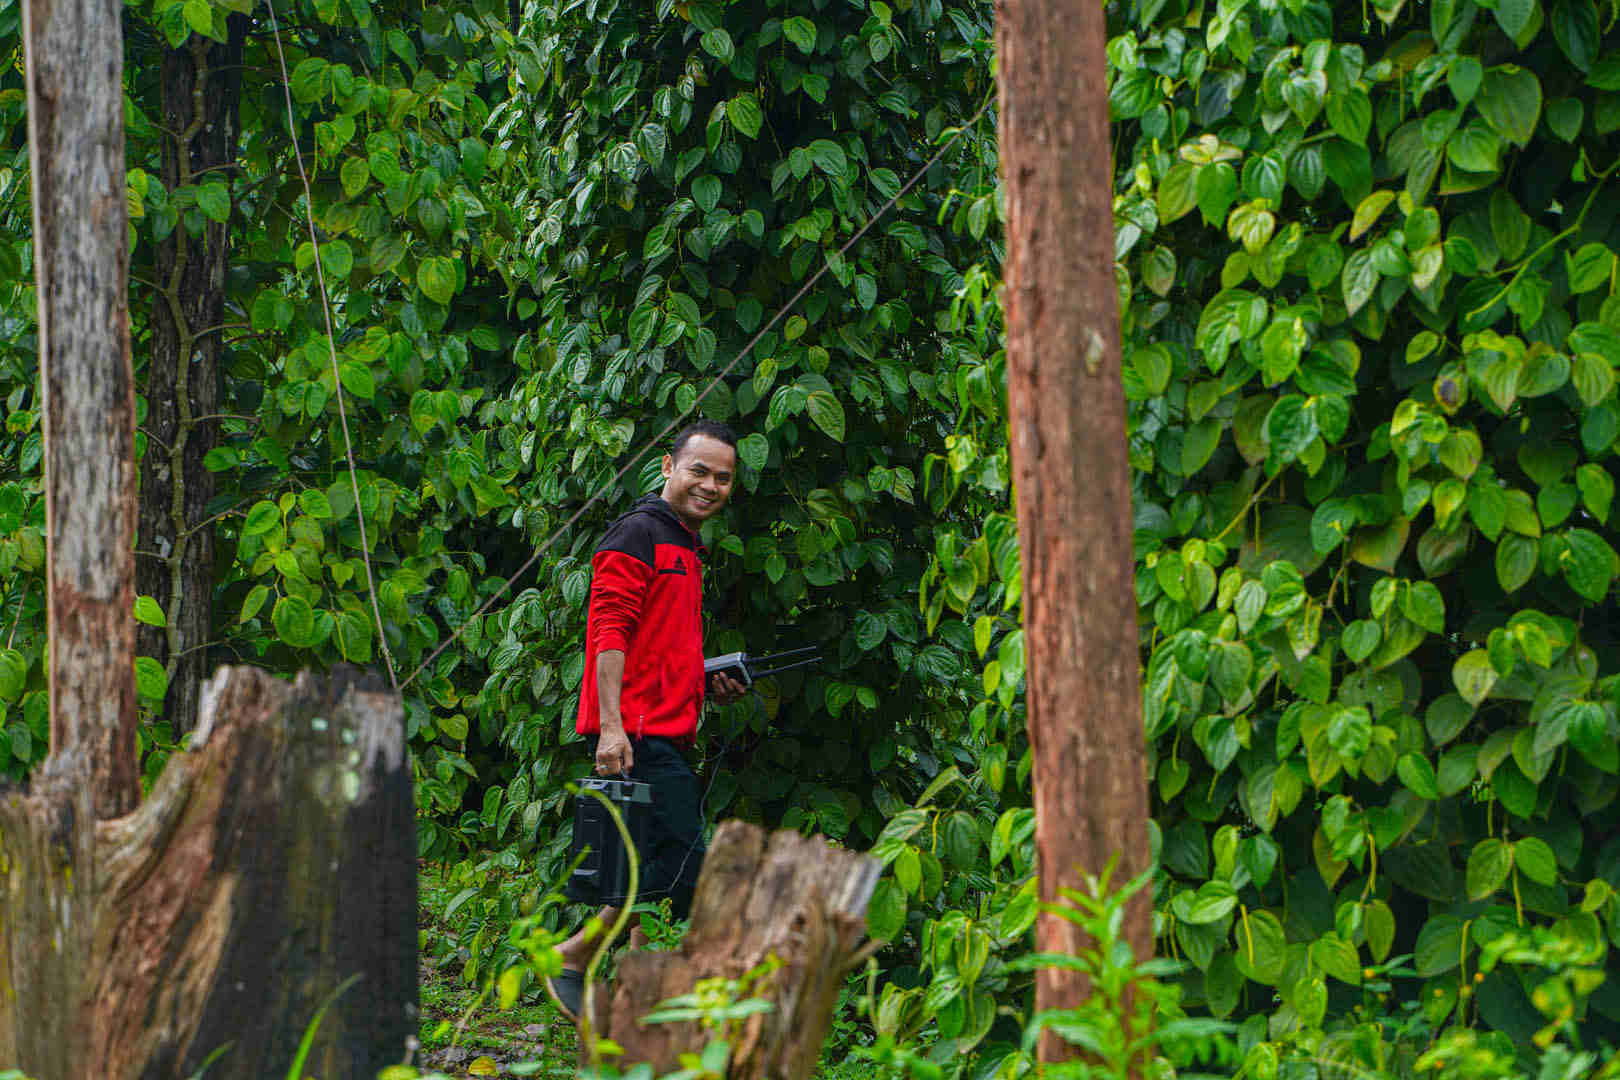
[995,858,1236,1080]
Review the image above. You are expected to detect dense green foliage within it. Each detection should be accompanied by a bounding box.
[1106,0,1620,1064]
[450,0,1006,877]
[0,0,548,773]
[1,0,1022,1039]
[5,0,1620,1074]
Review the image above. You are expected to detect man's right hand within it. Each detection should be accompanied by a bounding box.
[596,724,634,776]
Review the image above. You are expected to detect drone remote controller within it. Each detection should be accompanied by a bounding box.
[703,646,820,688]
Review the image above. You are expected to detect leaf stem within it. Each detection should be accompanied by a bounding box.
[4,579,29,651]
[1466,177,1610,320]
[1512,864,1524,926]
[1212,472,1277,545]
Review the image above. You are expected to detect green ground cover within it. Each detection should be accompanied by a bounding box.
[417,866,578,1078]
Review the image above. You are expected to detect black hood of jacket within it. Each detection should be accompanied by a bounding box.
[622,494,702,546]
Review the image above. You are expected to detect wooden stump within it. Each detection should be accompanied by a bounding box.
[0,665,418,1080]
[587,822,880,1080]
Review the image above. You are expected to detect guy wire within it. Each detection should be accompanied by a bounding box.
[260,16,994,695]
[266,0,399,688]
[398,92,997,693]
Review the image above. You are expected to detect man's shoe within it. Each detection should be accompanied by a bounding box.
[547,968,585,1020]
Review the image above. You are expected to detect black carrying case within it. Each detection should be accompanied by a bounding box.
[565,777,654,906]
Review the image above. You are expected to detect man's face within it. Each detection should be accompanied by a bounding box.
[661,434,736,528]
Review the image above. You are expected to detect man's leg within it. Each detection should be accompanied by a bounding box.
[561,735,702,960]
[551,903,650,1019]
[557,904,648,971]
[551,737,661,1018]
[634,738,706,921]
[556,905,614,972]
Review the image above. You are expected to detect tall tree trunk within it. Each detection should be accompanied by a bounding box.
[994,0,1153,1064]
[24,0,139,817]
[138,25,244,736]
[14,0,145,1065]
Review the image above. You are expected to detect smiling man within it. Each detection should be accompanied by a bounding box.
[550,419,746,1018]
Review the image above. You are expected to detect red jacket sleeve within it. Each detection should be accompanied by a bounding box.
[589,549,653,652]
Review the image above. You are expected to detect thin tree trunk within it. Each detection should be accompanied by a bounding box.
[23,0,140,818]
[138,26,244,735]
[994,0,1153,1063]
[14,0,146,1064]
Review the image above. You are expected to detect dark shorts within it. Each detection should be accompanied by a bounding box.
[585,734,706,920]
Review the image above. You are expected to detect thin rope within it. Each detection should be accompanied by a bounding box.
[265,0,398,688]
[397,92,997,692]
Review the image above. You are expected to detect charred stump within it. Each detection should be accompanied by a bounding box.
[587,822,880,1080]
[0,665,418,1080]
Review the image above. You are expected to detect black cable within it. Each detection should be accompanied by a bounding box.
[632,688,758,911]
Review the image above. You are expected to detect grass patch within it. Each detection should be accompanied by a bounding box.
[417,863,579,1078]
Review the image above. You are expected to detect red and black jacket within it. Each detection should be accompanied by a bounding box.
[576,495,706,740]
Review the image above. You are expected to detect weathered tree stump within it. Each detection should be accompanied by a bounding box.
[588,822,880,1079]
[0,665,418,1080]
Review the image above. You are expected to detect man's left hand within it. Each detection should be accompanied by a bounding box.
[708,672,747,705]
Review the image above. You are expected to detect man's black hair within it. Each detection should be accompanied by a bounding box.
[670,420,738,461]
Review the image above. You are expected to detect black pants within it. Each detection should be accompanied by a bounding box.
[586,734,706,920]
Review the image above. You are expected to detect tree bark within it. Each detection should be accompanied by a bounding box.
[994,0,1153,1063]
[23,0,140,818]
[0,665,419,1080]
[588,823,880,1079]
[138,26,245,736]
[15,6,418,1075]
